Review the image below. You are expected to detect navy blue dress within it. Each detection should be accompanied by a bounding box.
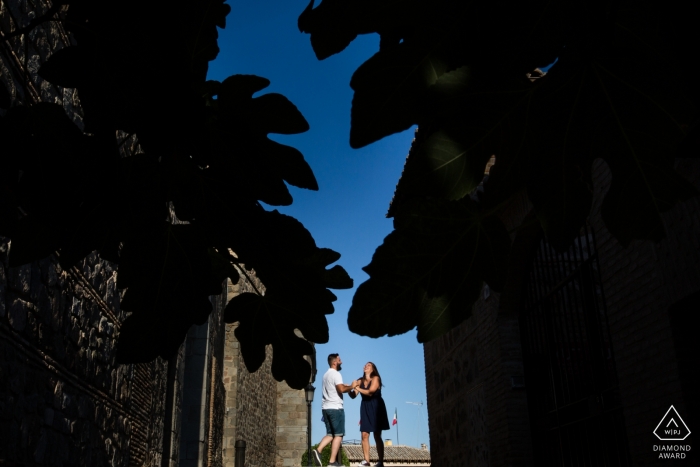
[359,378,390,433]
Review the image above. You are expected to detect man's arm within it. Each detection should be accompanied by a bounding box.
[335,382,357,394]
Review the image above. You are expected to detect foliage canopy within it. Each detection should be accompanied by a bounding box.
[1,0,698,387]
[0,0,352,390]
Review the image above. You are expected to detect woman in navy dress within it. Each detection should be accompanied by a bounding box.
[351,362,390,467]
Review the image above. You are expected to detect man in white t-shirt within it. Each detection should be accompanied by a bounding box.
[312,353,359,466]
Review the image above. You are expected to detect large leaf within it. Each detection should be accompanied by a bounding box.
[349,197,510,342]
[221,210,351,382]
[349,42,451,148]
[38,47,91,88]
[224,292,317,389]
[207,75,316,205]
[0,81,10,109]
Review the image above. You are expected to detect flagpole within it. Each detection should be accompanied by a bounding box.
[396,408,399,446]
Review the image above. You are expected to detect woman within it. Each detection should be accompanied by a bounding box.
[350,362,390,467]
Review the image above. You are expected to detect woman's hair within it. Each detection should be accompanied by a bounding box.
[360,362,383,387]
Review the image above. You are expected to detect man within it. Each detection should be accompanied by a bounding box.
[312,353,359,466]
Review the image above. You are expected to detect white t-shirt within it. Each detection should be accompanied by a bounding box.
[321,368,344,410]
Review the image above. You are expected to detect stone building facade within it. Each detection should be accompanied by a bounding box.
[421,155,700,465]
[1,1,311,466]
[221,279,312,467]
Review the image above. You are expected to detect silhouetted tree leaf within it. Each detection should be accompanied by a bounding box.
[207,75,316,205]
[297,0,358,60]
[0,81,10,109]
[219,74,270,100]
[349,198,510,342]
[221,210,348,379]
[349,43,451,148]
[323,265,353,289]
[38,46,89,88]
[225,292,315,388]
[8,216,60,267]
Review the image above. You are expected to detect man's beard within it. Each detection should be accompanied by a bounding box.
[337,364,342,372]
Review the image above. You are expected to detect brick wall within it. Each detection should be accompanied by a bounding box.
[588,158,700,465]
[423,156,700,465]
[423,191,535,467]
[424,291,503,467]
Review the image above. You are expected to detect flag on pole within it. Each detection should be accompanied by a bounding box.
[392,409,397,426]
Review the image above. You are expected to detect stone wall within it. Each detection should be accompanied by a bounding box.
[275,352,311,467]
[207,292,227,467]
[0,242,171,467]
[1,3,173,465]
[221,275,311,467]
[221,273,278,467]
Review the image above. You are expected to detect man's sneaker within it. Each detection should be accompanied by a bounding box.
[373,463,384,467]
[311,450,322,466]
[328,462,342,466]
[359,461,371,466]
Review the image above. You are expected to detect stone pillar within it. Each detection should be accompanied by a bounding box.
[275,382,308,467]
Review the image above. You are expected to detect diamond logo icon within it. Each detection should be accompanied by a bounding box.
[654,405,691,441]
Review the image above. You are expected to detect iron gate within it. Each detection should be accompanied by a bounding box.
[520,227,631,465]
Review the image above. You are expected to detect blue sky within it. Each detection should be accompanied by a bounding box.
[207,1,430,449]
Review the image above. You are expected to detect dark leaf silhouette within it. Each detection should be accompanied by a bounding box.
[349,198,510,342]
[38,46,89,88]
[0,81,10,109]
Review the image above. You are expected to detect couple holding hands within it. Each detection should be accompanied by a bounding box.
[312,353,389,467]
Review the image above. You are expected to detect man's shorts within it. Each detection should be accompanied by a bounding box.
[322,408,345,437]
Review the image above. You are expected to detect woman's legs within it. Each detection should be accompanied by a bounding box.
[361,431,371,462]
[374,431,384,463]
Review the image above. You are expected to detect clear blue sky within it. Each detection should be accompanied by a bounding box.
[207,1,430,449]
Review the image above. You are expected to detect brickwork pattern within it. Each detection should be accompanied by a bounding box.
[424,190,534,467]
[588,158,700,466]
[423,157,700,465]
